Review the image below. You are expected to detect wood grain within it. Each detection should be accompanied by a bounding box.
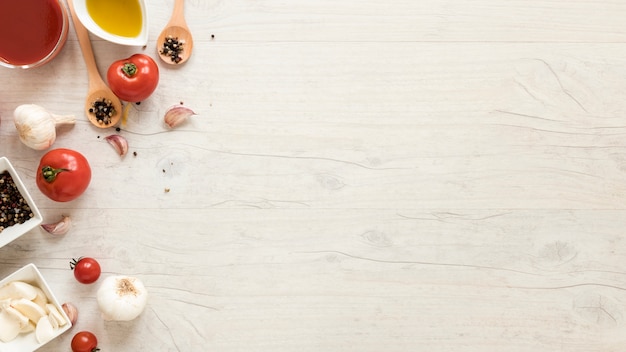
[1,0,626,351]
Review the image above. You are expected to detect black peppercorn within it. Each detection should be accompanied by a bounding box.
[160,35,184,64]
[0,171,34,232]
[89,97,116,125]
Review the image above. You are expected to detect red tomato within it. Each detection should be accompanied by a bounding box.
[107,53,159,102]
[70,257,101,284]
[36,148,91,202]
[71,331,99,352]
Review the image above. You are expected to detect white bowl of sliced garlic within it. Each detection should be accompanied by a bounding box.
[0,263,72,351]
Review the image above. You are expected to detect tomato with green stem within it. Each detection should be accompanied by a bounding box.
[71,257,101,284]
[107,53,159,103]
[36,148,91,202]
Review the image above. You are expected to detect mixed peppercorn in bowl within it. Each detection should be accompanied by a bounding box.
[0,157,43,249]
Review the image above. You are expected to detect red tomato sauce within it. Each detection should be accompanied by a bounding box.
[0,0,65,66]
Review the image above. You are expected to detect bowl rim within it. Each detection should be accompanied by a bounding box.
[72,0,149,46]
[0,0,70,69]
[0,156,43,249]
[0,263,73,351]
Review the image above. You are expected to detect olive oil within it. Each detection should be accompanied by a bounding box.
[86,0,142,38]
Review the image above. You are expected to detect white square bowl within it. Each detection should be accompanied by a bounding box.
[0,263,73,351]
[0,156,43,249]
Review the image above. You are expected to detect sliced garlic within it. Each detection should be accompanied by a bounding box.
[11,298,47,322]
[164,105,196,128]
[32,287,49,311]
[20,321,36,333]
[0,280,70,343]
[4,305,29,328]
[35,316,54,344]
[47,303,67,327]
[0,281,39,301]
[0,309,21,342]
[47,313,58,329]
[40,215,71,236]
[105,134,129,156]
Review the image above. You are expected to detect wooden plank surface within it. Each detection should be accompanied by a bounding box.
[1,0,626,351]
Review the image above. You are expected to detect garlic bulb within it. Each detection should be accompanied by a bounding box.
[96,275,148,321]
[13,104,75,150]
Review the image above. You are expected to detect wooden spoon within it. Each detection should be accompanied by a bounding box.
[67,0,121,128]
[156,0,194,65]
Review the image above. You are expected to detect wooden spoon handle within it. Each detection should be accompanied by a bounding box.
[170,0,187,27]
[67,0,102,89]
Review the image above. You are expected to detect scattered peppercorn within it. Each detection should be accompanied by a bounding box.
[116,127,121,132]
[0,171,34,233]
[133,151,137,157]
[89,98,116,125]
[160,35,184,63]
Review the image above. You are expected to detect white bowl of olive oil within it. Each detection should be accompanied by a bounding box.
[72,0,148,46]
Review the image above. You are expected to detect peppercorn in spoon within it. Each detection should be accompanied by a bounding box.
[68,0,121,128]
[156,0,194,65]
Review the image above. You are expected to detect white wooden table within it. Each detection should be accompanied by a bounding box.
[2,0,626,351]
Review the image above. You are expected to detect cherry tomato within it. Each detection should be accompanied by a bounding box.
[70,257,101,284]
[71,331,99,352]
[36,148,91,202]
[107,53,159,102]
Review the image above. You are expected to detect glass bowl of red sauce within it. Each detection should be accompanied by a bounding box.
[0,0,69,69]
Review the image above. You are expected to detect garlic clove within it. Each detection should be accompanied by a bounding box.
[164,105,196,128]
[61,302,78,326]
[105,134,129,156]
[40,215,71,236]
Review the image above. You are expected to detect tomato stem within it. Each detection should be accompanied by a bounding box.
[41,166,69,183]
[69,257,84,270]
[121,62,138,77]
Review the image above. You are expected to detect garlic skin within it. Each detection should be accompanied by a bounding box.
[164,105,196,128]
[105,135,129,156]
[40,215,71,236]
[97,275,148,321]
[13,104,75,150]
